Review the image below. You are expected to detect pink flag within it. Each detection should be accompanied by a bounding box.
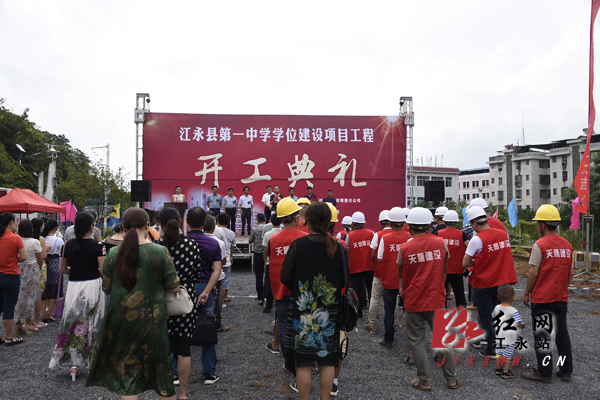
[492,208,498,219]
[59,200,77,223]
[59,200,71,222]
[575,0,600,214]
[570,197,581,229]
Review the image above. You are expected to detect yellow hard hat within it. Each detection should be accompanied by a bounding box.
[532,204,561,223]
[297,198,311,207]
[277,197,302,218]
[326,202,338,222]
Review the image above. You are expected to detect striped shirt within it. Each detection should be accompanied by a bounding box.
[187,229,222,282]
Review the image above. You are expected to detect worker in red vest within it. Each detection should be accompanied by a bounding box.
[469,198,506,232]
[431,206,448,235]
[345,211,375,318]
[364,210,392,332]
[437,210,469,309]
[399,207,460,391]
[265,198,307,357]
[377,207,412,348]
[296,198,311,234]
[522,205,573,383]
[336,216,352,241]
[402,207,411,233]
[462,206,517,357]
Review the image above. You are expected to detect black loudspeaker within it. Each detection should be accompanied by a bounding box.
[131,180,152,202]
[424,181,445,203]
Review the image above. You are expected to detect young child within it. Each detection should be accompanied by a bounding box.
[492,284,525,379]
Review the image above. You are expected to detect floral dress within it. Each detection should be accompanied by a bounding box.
[281,234,346,368]
[85,243,180,398]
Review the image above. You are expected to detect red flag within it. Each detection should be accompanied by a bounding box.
[575,0,600,214]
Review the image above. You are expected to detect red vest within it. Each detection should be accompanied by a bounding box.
[471,228,517,289]
[487,217,506,232]
[348,228,374,274]
[269,228,307,300]
[438,228,466,274]
[400,235,446,312]
[374,228,393,278]
[331,234,347,250]
[402,224,410,233]
[338,230,347,241]
[297,222,310,234]
[381,230,413,289]
[531,234,573,303]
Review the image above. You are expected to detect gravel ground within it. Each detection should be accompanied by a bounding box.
[1,261,600,400]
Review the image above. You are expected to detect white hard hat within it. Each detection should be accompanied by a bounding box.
[467,206,487,222]
[378,210,390,221]
[341,216,352,225]
[443,210,460,222]
[403,207,411,217]
[435,206,448,217]
[406,207,433,225]
[388,207,406,223]
[351,211,366,224]
[469,198,488,209]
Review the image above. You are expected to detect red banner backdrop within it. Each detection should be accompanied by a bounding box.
[142,113,407,230]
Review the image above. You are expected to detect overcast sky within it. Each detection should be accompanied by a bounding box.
[1,0,597,180]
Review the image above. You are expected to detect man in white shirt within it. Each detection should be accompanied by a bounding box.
[203,215,230,331]
[262,185,274,224]
[215,213,236,303]
[239,186,254,236]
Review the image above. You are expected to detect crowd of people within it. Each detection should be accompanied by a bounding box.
[0,193,575,399]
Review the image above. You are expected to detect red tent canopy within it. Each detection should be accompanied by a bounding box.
[0,188,66,214]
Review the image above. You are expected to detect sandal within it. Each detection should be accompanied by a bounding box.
[33,321,48,327]
[501,370,515,379]
[217,325,232,332]
[495,367,503,375]
[403,355,415,366]
[410,379,431,391]
[23,325,39,335]
[5,336,24,346]
[223,298,231,302]
[448,379,462,389]
[0,336,4,345]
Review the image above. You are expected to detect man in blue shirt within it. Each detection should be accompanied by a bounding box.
[322,189,337,206]
[206,186,223,215]
[185,206,222,385]
[288,187,298,201]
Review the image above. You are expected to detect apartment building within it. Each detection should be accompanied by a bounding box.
[487,132,600,210]
[459,167,490,203]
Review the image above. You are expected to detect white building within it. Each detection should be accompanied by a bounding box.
[488,133,600,210]
[412,166,460,205]
[459,167,490,203]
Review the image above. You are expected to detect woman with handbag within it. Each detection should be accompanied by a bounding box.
[158,207,200,400]
[40,219,64,323]
[85,207,180,400]
[281,202,347,400]
[49,212,106,381]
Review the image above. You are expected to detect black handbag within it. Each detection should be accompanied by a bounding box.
[191,311,218,346]
[337,242,359,332]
